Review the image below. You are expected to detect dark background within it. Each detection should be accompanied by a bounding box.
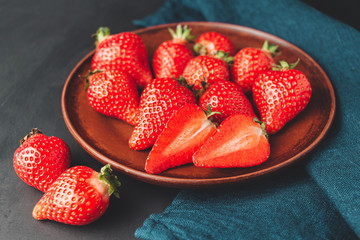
[0,0,358,239]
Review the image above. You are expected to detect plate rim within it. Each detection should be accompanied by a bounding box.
[61,21,336,188]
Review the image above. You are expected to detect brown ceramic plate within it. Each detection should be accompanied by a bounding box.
[61,22,335,188]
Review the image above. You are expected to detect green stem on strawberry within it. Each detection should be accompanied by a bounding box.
[168,25,195,42]
[214,50,234,65]
[93,27,111,46]
[262,40,280,58]
[20,128,43,145]
[99,164,121,198]
[204,104,222,121]
[272,59,300,71]
[254,117,269,139]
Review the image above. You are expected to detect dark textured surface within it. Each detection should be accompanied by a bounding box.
[0,0,358,239]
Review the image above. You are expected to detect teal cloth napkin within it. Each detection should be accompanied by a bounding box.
[134,0,360,239]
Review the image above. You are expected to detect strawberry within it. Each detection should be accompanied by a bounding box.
[194,31,236,56]
[13,128,70,192]
[199,80,256,123]
[182,52,232,90]
[231,40,279,92]
[129,77,196,150]
[193,114,270,168]
[91,27,153,88]
[145,104,217,174]
[153,25,194,79]
[85,69,139,125]
[32,164,120,225]
[252,60,312,134]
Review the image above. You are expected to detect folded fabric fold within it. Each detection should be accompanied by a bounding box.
[134,0,360,239]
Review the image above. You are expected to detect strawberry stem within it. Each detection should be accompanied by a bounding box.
[272,59,300,71]
[204,104,222,120]
[168,25,195,42]
[93,27,111,46]
[20,128,42,145]
[262,40,280,57]
[214,50,234,64]
[254,117,268,139]
[99,164,121,198]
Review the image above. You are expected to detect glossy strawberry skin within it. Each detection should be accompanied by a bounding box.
[86,69,139,125]
[153,40,194,79]
[33,166,111,225]
[252,68,312,134]
[145,104,216,174]
[92,31,152,88]
[13,130,70,192]
[129,78,197,150]
[182,55,230,90]
[193,114,270,168]
[231,47,275,92]
[199,80,256,123]
[195,31,236,56]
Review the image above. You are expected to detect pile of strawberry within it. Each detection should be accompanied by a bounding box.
[86,24,312,174]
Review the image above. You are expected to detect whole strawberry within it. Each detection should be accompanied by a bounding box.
[252,60,312,134]
[153,25,194,79]
[199,80,256,123]
[86,69,139,125]
[182,52,232,90]
[13,128,70,192]
[231,41,278,92]
[91,27,153,88]
[33,164,120,225]
[194,31,236,56]
[129,77,196,150]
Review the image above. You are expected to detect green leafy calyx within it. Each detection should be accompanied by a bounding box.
[99,164,121,198]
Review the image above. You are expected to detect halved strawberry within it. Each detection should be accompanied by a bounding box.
[193,114,270,168]
[145,104,217,174]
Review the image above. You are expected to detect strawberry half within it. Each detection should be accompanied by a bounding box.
[153,25,194,79]
[13,128,71,192]
[252,60,312,134]
[193,114,270,168]
[199,80,256,123]
[129,77,196,150]
[91,27,153,88]
[33,164,120,225]
[85,69,139,125]
[145,104,217,174]
[182,52,232,90]
[231,40,278,92]
[194,31,236,56]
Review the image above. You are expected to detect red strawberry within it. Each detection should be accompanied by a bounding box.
[85,69,139,125]
[199,80,256,123]
[13,128,70,192]
[129,77,196,150]
[252,60,312,134]
[33,164,120,225]
[91,27,153,88]
[194,31,236,56]
[193,114,270,168]
[145,104,217,174]
[153,25,194,79]
[231,41,278,92]
[182,52,232,90]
